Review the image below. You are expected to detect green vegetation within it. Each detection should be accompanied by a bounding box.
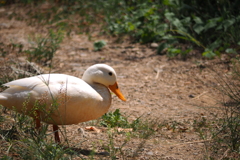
[93,40,107,51]
[2,0,240,58]
[25,29,64,66]
[100,109,129,128]
[1,0,240,58]
[100,109,156,139]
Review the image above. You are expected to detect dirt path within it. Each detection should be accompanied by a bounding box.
[0,11,231,159]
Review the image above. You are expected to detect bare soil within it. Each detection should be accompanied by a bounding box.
[0,5,234,160]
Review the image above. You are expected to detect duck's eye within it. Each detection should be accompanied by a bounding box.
[108,72,113,76]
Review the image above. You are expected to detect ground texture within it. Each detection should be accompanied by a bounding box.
[0,6,234,160]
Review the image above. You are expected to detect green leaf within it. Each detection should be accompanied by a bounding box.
[165,12,187,33]
[157,43,168,55]
[193,17,203,24]
[157,24,168,36]
[222,18,236,31]
[162,34,175,40]
[208,39,222,50]
[168,48,181,54]
[204,17,222,31]
[183,48,192,55]
[167,48,182,57]
[225,48,237,54]
[163,0,172,6]
[172,19,185,32]
[202,49,216,58]
[193,24,205,34]
[216,24,223,30]
[164,12,175,22]
[94,40,107,51]
[204,21,217,31]
[180,17,191,24]
[127,22,135,31]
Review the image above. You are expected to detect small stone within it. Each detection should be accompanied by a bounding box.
[189,94,195,98]
[147,151,154,156]
[0,23,10,29]
[151,43,158,48]
[0,8,5,12]
[78,128,87,137]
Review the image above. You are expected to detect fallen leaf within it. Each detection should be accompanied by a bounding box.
[85,126,101,133]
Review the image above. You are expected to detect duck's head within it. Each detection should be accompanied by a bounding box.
[82,64,126,101]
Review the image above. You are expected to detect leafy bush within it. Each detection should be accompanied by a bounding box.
[5,0,240,58]
[104,1,167,43]
[96,0,240,58]
[105,0,240,58]
[164,0,240,58]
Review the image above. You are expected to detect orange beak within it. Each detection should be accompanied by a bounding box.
[109,82,126,101]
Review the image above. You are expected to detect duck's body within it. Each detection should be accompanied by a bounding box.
[0,64,126,142]
[0,74,112,125]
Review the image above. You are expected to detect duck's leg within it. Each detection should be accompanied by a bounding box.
[53,124,60,143]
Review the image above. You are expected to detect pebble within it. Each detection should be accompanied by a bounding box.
[189,94,195,98]
[0,23,10,29]
[0,8,5,12]
[146,151,154,156]
[150,43,158,48]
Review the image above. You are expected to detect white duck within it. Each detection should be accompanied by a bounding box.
[0,64,126,142]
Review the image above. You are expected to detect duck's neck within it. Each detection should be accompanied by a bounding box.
[82,72,94,85]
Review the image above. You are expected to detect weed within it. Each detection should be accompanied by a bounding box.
[0,92,83,159]
[213,60,240,153]
[193,60,240,159]
[100,109,129,128]
[99,109,161,158]
[25,29,64,66]
[93,40,106,51]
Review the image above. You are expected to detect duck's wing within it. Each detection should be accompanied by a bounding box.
[4,74,79,88]
[3,74,100,100]
[0,74,94,110]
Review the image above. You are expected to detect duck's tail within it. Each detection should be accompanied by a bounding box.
[0,93,10,108]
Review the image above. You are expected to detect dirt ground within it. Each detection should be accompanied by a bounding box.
[0,6,234,160]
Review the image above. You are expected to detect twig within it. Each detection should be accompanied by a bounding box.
[173,139,212,146]
[193,91,208,99]
[219,148,230,160]
[155,69,160,79]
